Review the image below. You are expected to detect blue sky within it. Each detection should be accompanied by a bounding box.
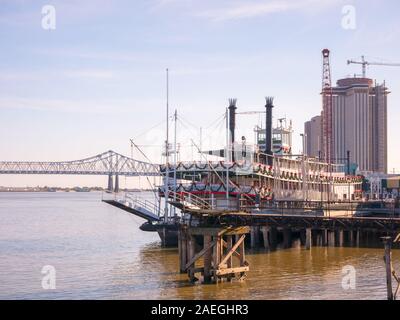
[0,0,399,187]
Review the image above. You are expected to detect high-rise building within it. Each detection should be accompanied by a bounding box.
[306,77,388,173]
[304,115,321,158]
[331,77,388,173]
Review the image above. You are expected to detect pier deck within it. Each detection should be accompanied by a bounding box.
[186,209,400,232]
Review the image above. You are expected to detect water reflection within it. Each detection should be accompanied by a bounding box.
[130,242,399,300]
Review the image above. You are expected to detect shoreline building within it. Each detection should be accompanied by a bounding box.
[305,77,389,173]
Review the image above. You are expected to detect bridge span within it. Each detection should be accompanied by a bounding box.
[0,150,161,191]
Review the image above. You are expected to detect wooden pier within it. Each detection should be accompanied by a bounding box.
[178,208,400,285]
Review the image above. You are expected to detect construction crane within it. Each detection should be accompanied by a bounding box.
[321,48,333,163]
[347,55,400,78]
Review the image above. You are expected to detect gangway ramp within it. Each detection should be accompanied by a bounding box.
[103,198,161,222]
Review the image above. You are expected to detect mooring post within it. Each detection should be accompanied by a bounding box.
[382,237,394,300]
[305,228,312,250]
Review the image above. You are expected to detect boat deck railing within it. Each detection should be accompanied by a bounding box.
[169,191,213,210]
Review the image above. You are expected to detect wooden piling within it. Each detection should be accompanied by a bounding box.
[283,228,291,248]
[382,237,394,300]
[348,230,354,246]
[299,229,306,246]
[336,229,344,247]
[203,234,212,283]
[178,226,188,273]
[316,232,322,247]
[322,229,328,246]
[226,235,233,281]
[188,234,197,282]
[356,229,360,247]
[261,226,271,251]
[305,228,312,250]
[270,227,278,250]
[250,226,260,248]
[328,230,335,247]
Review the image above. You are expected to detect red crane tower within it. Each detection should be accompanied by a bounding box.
[321,49,333,163]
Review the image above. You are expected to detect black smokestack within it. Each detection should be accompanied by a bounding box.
[265,97,274,164]
[228,98,237,161]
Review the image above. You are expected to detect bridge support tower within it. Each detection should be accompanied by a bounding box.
[107,174,113,192]
[114,174,119,193]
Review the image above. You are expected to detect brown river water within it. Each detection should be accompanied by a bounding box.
[0,192,398,300]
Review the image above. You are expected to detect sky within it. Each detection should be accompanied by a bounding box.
[0,0,399,187]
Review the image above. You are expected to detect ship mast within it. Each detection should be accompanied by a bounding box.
[164,68,170,221]
[173,109,177,217]
[225,107,229,200]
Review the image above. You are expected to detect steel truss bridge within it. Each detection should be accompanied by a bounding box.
[0,150,161,191]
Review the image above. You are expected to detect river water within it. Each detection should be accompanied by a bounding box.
[0,192,398,300]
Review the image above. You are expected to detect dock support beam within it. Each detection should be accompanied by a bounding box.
[356,229,361,247]
[250,226,260,249]
[322,229,328,246]
[328,230,335,247]
[270,227,277,250]
[348,230,354,246]
[305,228,312,250]
[316,232,322,246]
[283,228,291,249]
[203,235,212,283]
[261,226,271,251]
[336,229,344,247]
[188,234,197,282]
[178,227,187,273]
